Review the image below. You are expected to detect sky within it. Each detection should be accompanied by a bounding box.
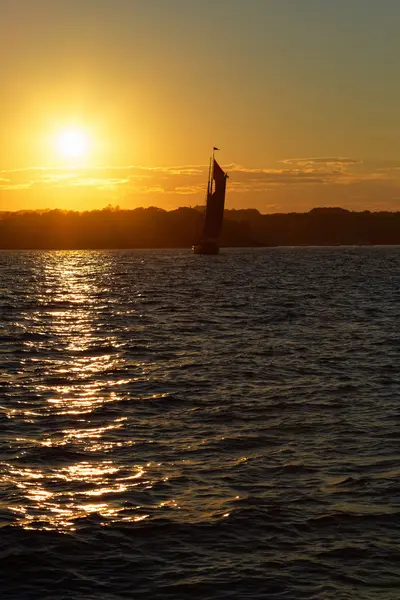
[1,0,400,213]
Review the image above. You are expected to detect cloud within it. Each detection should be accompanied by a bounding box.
[281,157,362,166]
[225,163,361,190]
[0,165,208,193]
[0,162,395,195]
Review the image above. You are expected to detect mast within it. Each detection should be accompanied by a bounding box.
[207,147,216,196]
[210,147,215,195]
[211,146,220,193]
[207,155,212,198]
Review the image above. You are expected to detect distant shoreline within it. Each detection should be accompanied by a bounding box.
[1,245,399,251]
[1,206,400,249]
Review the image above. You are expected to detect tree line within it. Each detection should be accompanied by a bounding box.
[0,206,399,249]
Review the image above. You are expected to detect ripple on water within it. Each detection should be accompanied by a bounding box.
[1,248,400,599]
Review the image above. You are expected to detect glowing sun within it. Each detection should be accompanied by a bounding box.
[56,129,90,159]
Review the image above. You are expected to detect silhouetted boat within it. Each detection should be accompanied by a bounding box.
[193,151,228,255]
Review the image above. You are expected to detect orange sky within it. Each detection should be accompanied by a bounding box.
[1,0,400,213]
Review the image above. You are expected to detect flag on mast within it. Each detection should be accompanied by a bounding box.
[213,146,220,151]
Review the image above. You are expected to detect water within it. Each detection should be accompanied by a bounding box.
[1,247,400,599]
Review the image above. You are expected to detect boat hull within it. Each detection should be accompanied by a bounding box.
[192,240,219,254]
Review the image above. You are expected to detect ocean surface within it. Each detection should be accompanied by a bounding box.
[1,247,400,600]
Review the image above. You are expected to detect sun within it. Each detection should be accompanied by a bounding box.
[56,128,90,160]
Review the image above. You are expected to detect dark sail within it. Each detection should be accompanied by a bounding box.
[200,159,227,241]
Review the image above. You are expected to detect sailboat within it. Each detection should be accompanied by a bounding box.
[192,150,228,254]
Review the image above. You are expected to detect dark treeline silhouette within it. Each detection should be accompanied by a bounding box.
[0,206,399,249]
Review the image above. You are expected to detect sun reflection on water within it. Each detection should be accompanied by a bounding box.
[3,252,168,531]
[6,459,152,531]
